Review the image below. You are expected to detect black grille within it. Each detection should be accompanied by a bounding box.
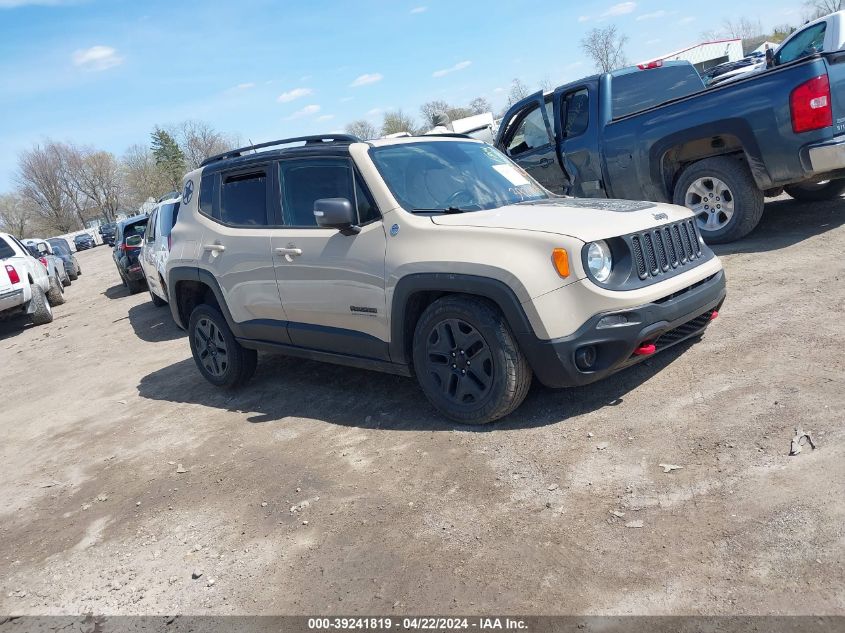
[630,220,702,281]
[654,311,712,350]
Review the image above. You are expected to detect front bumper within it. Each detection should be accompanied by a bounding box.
[519,269,727,388]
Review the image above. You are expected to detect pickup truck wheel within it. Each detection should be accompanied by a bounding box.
[784,179,845,201]
[673,157,764,244]
[29,284,53,325]
[46,274,65,306]
[412,296,532,425]
[188,304,257,389]
[127,277,145,294]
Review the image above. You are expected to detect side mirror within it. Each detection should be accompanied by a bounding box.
[314,198,360,235]
[125,235,143,247]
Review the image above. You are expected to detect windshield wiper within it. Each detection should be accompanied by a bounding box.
[411,206,467,214]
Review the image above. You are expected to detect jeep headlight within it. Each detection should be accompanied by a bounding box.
[586,240,612,283]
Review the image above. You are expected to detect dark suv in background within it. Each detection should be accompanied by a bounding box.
[112,215,148,294]
[99,222,117,246]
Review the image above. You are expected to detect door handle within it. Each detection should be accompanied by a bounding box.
[539,157,554,168]
[274,247,302,256]
[203,244,226,253]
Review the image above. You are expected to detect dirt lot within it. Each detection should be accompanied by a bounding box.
[1,196,843,617]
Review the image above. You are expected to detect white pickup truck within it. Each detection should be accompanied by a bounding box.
[0,232,63,326]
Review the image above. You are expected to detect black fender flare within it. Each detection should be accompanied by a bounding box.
[388,273,536,365]
[167,266,238,334]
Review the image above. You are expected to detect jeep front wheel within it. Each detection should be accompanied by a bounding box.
[188,304,257,388]
[412,296,532,424]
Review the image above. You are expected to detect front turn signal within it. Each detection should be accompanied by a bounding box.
[552,248,569,278]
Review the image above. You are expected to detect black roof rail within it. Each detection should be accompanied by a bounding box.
[414,132,472,139]
[200,134,361,167]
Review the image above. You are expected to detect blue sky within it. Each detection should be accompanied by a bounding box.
[0,0,803,192]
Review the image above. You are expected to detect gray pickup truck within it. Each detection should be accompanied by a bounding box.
[496,54,845,242]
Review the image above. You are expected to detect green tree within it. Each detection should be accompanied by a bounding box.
[151,127,186,190]
[381,110,419,136]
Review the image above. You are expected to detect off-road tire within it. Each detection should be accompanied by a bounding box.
[784,179,845,202]
[29,284,53,325]
[188,304,257,389]
[61,272,71,287]
[68,268,78,281]
[149,287,167,307]
[673,156,765,244]
[46,273,65,305]
[412,295,532,424]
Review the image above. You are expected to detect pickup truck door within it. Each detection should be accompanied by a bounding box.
[554,84,607,198]
[496,92,566,194]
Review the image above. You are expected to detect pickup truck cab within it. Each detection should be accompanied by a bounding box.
[496,54,845,243]
[0,232,57,326]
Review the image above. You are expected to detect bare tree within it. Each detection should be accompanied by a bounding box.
[0,192,37,238]
[581,26,628,73]
[381,110,419,136]
[345,120,380,140]
[170,120,238,170]
[507,78,531,106]
[122,144,170,210]
[538,76,553,92]
[59,145,123,222]
[721,17,763,40]
[16,142,80,234]
[804,0,841,19]
[468,97,492,115]
[419,100,452,129]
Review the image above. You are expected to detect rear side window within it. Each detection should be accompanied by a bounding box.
[776,22,827,65]
[146,210,158,242]
[279,159,354,227]
[611,65,702,119]
[0,237,14,259]
[159,202,180,236]
[221,171,268,226]
[561,89,590,138]
[199,174,216,218]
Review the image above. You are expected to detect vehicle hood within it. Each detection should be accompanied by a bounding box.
[429,198,694,242]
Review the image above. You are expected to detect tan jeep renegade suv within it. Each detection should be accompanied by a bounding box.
[166,134,726,424]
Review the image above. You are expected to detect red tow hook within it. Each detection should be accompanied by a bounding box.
[710,310,719,320]
[633,343,656,356]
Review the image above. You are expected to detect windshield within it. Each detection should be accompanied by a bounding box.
[369,141,550,212]
[48,241,69,255]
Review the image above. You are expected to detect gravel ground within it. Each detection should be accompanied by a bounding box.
[0,196,843,616]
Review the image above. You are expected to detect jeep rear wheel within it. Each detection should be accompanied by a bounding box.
[673,156,764,244]
[188,304,257,389]
[29,284,53,325]
[412,296,532,424]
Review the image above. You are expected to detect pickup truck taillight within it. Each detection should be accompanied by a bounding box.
[791,75,832,133]
[39,256,48,267]
[5,264,20,285]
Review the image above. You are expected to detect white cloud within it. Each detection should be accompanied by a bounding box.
[366,108,383,116]
[646,38,661,45]
[410,5,427,13]
[72,45,123,71]
[578,15,590,22]
[277,87,313,103]
[300,74,312,81]
[677,16,695,24]
[492,86,505,93]
[316,114,335,121]
[235,82,255,90]
[602,1,636,17]
[432,60,472,78]
[350,73,383,87]
[340,96,354,103]
[286,104,321,119]
[636,9,667,20]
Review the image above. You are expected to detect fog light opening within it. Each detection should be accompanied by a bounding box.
[575,345,597,371]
